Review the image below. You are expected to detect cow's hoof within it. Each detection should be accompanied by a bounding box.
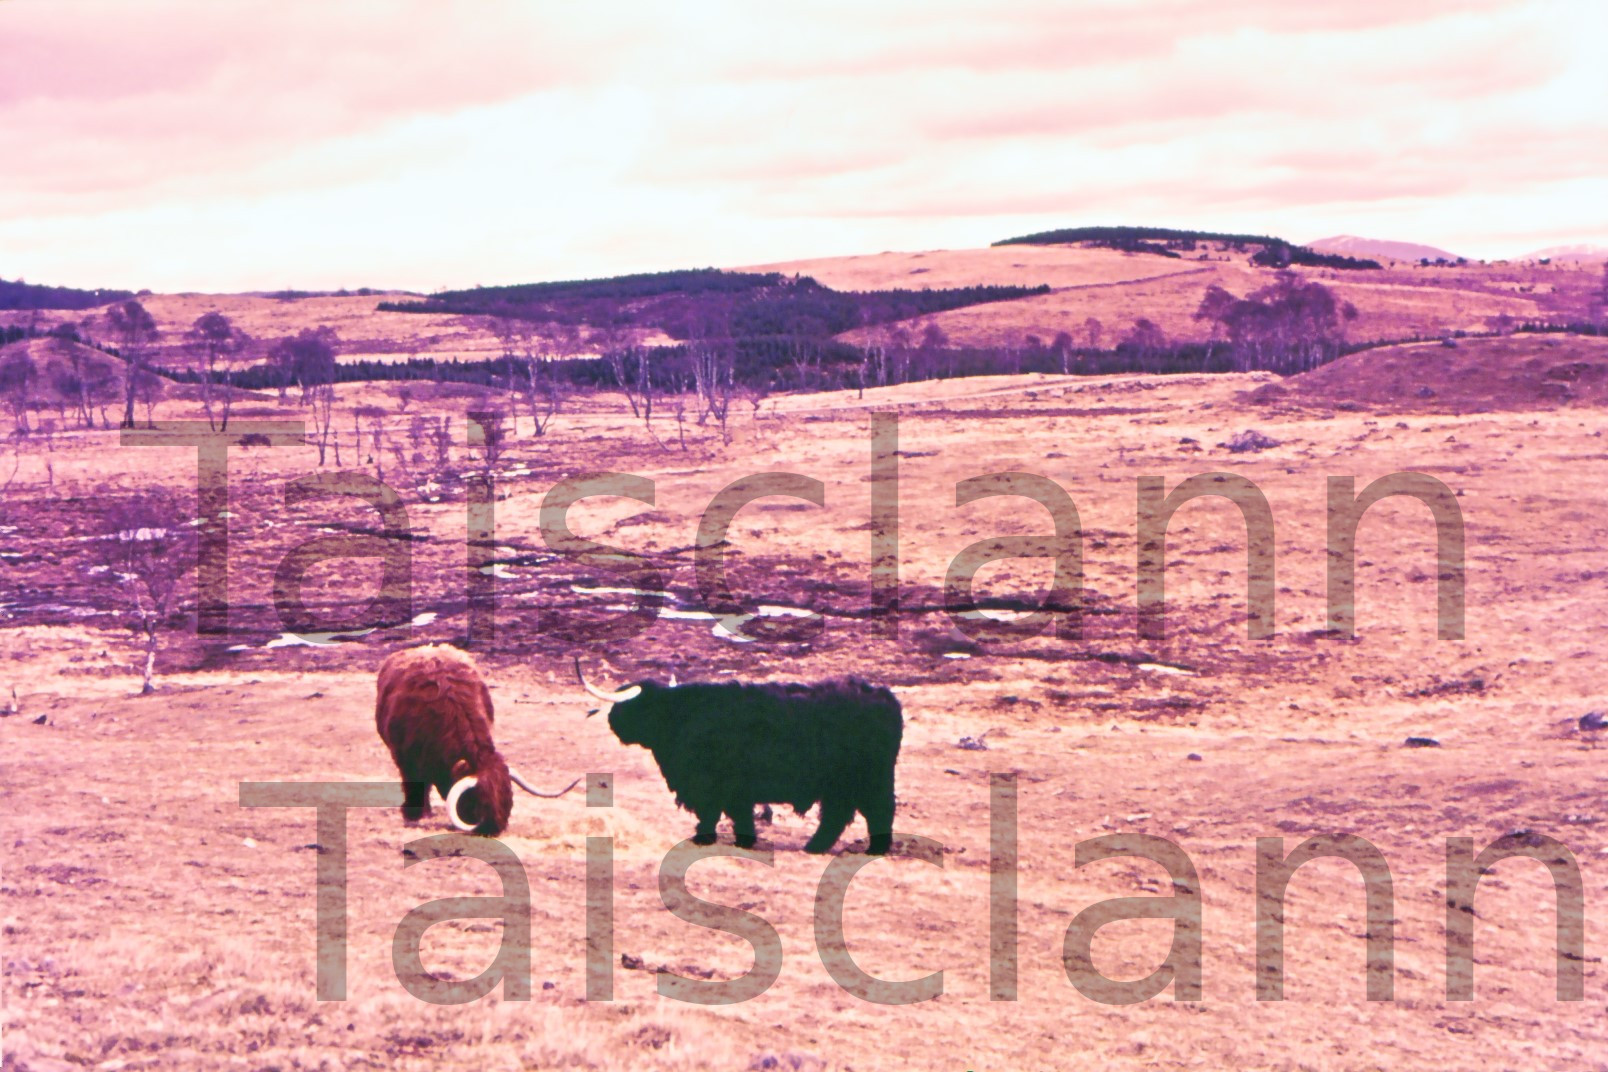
[734,835,757,849]
[803,842,832,855]
[867,835,891,856]
[401,807,430,823]
[691,832,717,846]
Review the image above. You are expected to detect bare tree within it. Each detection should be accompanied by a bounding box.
[473,407,510,467]
[518,323,571,435]
[355,405,387,479]
[96,493,197,694]
[307,381,337,465]
[104,299,159,429]
[599,326,650,421]
[915,321,948,380]
[268,326,338,403]
[670,389,690,452]
[269,326,339,461]
[1051,330,1075,375]
[690,341,735,442]
[133,367,165,428]
[426,415,452,470]
[606,345,640,417]
[186,311,247,430]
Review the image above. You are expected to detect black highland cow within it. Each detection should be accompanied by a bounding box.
[579,661,903,854]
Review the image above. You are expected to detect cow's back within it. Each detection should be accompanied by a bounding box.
[375,646,496,780]
[662,677,900,805]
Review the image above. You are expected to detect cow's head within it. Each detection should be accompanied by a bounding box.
[446,753,513,835]
[576,659,677,749]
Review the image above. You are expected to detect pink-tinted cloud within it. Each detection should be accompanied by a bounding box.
[0,0,1603,290]
[0,2,624,212]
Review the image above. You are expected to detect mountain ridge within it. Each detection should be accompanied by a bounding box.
[1307,235,1463,263]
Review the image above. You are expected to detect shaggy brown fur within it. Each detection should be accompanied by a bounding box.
[375,645,513,835]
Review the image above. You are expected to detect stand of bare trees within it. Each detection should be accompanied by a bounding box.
[54,335,119,429]
[1194,272,1357,374]
[488,316,573,437]
[606,344,655,424]
[690,341,735,442]
[854,322,953,390]
[522,323,571,435]
[104,299,159,429]
[383,414,456,498]
[0,349,34,434]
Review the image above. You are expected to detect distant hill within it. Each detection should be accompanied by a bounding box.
[1307,235,1463,263]
[1518,244,1608,264]
[993,226,1382,270]
[0,277,133,311]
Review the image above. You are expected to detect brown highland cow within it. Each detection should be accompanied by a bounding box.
[376,645,576,835]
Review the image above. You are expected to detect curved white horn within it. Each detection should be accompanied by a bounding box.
[574,657,641,703]
[446,776,479,832]
[667,672,678,688]
[509,768,581,798]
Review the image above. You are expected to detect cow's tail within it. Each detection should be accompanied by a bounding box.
[509,767,581,798]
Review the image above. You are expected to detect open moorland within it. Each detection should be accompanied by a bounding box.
[4,239,1608,1070]
[753,243,1601,351]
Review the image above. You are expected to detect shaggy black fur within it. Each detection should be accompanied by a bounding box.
[605,677,903,854]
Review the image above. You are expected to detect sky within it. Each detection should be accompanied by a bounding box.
[2,0,1606,293]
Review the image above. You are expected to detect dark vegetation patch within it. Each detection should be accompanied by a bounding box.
[378,269,1047,340]
[991,226,1383,270]
[0,278,134,311]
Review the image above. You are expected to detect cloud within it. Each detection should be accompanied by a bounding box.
[1,0,1604,288]
[0,1,623,213]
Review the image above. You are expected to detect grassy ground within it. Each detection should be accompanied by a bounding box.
[5,339,1608,1069]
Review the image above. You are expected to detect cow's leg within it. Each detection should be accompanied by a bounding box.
[691,805,720,846]
[729,803,758,849]
[805,798,855,854]
[861,788,895,855]
[400,780,430,823]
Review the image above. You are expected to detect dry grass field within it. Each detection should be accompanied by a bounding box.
[0,292,507,367]
[5,320,1608,1070]
[756,246,1599,351]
